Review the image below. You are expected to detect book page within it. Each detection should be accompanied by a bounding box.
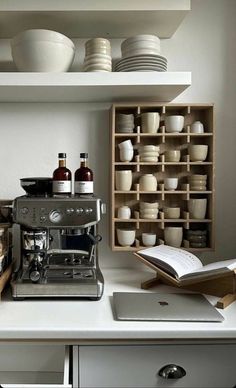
[138,245,202,278]
[180,258,236,280]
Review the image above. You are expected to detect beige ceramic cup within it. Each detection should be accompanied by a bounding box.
[117,228,135,246]
[164,227,183,247]
[189,145,208,162]
[139,174,157,191]
[141,112,160,133]
[188,198,207,219]
[164,207,181,219]
[115,170,132,191]
[165,150,181,162]
[142,233,156,247]
[164,177,178,191]
[117,206,131,219]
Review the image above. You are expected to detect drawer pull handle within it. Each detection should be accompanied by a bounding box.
[158,364,186,379]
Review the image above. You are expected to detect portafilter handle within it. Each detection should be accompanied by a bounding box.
[87,233,102,245]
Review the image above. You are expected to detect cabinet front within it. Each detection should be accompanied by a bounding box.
[79,344,236,388]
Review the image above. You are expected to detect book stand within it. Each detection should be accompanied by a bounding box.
[134,253,236,309]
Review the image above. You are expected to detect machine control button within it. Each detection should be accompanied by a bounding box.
[85,207,93,214]
[66,207,74,215]
[76,207,84,215]
[40,216,47,222]
[49,209,63,223]
[20,207,29,215]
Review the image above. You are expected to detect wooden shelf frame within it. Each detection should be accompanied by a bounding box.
[111,102,215,252]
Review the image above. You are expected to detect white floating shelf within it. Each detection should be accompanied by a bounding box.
[0,0,190,38]
[0,72,191,103]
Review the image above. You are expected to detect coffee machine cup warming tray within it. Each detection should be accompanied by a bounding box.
[11,196,105,300]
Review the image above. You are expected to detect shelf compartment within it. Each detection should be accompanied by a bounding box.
[0,72,191,103]
[0,0,190,38]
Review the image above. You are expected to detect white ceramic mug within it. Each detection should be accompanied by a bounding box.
[119,148,134,162]
[165,115,184,133]
[139,174,157,191]
[117,228,135,246]
[164,227,183,248]
[164,177,178,191]
[142,233,156,247]
[118,139,133,150]
[115,170,132,191]
[117,206,131,219]
[188,198,207,219]
[141,112,160,133]
[191,121,204,133]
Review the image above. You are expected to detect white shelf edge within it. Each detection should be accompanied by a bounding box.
[0,1,191,38]
[0,72,191,103]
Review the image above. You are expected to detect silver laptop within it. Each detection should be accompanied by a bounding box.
[113,292,224,322]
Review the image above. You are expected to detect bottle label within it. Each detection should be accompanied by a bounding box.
[75,181,94,194]
[53,181,71,193]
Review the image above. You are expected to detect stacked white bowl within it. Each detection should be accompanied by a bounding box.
[140,202,159,219]
[116,113,135,133]
[121,35,161,58]
[83,38,112,72]
[115,34,167,72]
[139,145,160,162]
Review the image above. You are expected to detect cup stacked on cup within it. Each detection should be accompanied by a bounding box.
[139,145,160,162]
[189,174,207,191]
[186,229,207,248]
[118,140,134,162]
[116,113,135,133]
[83,38,112,72]
[140,201,159,219]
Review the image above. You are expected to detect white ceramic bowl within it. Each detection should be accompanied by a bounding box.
[117,228,136,246]
[139,151,159,157]
[140,202,159,209]
[119,148,134,162]
[11,29,75,72]
[140,156,158,162]
[165,115,184,133]
[142,233,156,247]
[140,145,160,152]
[118,140,133,149]
[189,145,208,162]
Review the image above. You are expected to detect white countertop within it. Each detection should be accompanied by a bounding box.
[0,268,236,343]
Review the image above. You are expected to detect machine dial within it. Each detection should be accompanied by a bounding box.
[49,209,63,223]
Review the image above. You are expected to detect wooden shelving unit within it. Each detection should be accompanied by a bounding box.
[111,103,215,252]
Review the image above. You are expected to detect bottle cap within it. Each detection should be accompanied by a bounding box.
[58,153,66,158]
[80,153,88,158]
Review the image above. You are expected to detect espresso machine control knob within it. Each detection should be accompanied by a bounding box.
[49,209,63,223]
[20,207,29,215]
[30,269,41,283]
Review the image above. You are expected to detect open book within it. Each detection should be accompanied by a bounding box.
[137,245,236,281]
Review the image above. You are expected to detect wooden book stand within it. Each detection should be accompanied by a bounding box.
[134,253,236,309]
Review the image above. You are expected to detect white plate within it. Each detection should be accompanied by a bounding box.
[116,66,167,72]
[116,58,167,66]
[115,64,167,71]
[116,55,167,65]
[115,62,167,70]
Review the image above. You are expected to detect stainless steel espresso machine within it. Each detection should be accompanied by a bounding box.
[11,195,105,300]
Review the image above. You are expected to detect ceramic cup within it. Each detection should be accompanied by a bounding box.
[117,228,135,246]
[165,115,184,133]
[164,227,183,248]
[163,207,181,219]
[117,206,131,219]
[164,177,178,191]
[139,174,157,191]
[115,170,132,191]
[165,150,181,162]
[190,121,204,133]
[189,145,208,162]
[141,112,160,133]
[118,139,133,149]
[119,148,134,162]
[142,233,156,247]
[188,198,207,219]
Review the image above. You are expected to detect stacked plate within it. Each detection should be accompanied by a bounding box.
[83,38,112,72]
[188,174,207,191]
[140,201,159,219]
[115,34,167,72]
[116,113,135,133]
[139,145,160,162]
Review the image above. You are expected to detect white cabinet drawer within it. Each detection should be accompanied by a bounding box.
[79,344,236,388]
[1,346,71,388]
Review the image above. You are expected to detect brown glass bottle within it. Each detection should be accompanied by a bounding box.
[74,153,94,195]
[52,153,72,195]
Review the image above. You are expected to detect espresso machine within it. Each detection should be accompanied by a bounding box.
[11,195,105,300]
